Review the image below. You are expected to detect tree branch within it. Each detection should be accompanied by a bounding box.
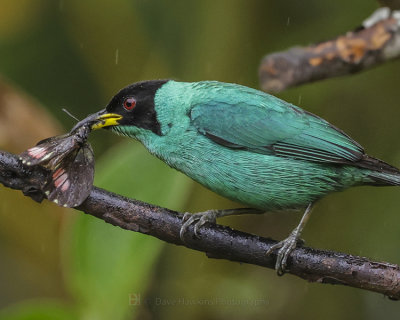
[378,0,400,10]
[1,149,400,299]
[259,8,400,92]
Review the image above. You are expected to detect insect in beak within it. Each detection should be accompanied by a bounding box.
[19,109,122,207]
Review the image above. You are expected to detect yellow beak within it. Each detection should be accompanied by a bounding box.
[91,113,123,130]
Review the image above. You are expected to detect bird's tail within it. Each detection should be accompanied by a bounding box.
[359,155,400,186]
[368,171,400,186]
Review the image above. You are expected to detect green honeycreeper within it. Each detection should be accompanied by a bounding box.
[87,80,400,274]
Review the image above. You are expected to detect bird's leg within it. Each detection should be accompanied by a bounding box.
[180,208,263,241]
[266,203,314,276]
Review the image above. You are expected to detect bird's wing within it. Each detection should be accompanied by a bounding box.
[190,85,364,164]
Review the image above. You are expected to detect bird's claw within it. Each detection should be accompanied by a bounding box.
[266,232,303,276]
[180,210,217,241]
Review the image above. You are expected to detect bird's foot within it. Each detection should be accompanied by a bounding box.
[266,231,304,276]
[180,210,218,241]
[180,208,264,242]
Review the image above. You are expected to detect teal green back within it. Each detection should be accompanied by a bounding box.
[188,81,363,163]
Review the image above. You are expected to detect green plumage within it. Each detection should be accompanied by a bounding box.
[92,79,400,273]
[110,80,400,211]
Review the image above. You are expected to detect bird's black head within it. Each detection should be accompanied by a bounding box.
[91,80,169,135]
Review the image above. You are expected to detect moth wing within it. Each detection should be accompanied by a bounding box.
[44,143,94,207]
[19,133,77,167]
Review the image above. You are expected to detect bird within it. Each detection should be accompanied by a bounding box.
[88,80,400,275]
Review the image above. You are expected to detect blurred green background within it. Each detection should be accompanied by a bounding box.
[1,0,400,319]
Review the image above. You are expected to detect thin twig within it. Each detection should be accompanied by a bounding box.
[1,149,400,299]
[259,8,400,92]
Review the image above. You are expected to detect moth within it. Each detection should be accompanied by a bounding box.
[19,119,95,208]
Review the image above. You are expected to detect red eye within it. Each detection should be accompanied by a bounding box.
[123,97,136,110]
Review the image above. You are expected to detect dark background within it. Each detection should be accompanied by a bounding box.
[0,0,399,319]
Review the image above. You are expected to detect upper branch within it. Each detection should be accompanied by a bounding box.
[1,149,400,299]
[259,8,400,92]
[378,0,400,10]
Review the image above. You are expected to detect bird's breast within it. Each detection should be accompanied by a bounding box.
[141,129,353,210]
